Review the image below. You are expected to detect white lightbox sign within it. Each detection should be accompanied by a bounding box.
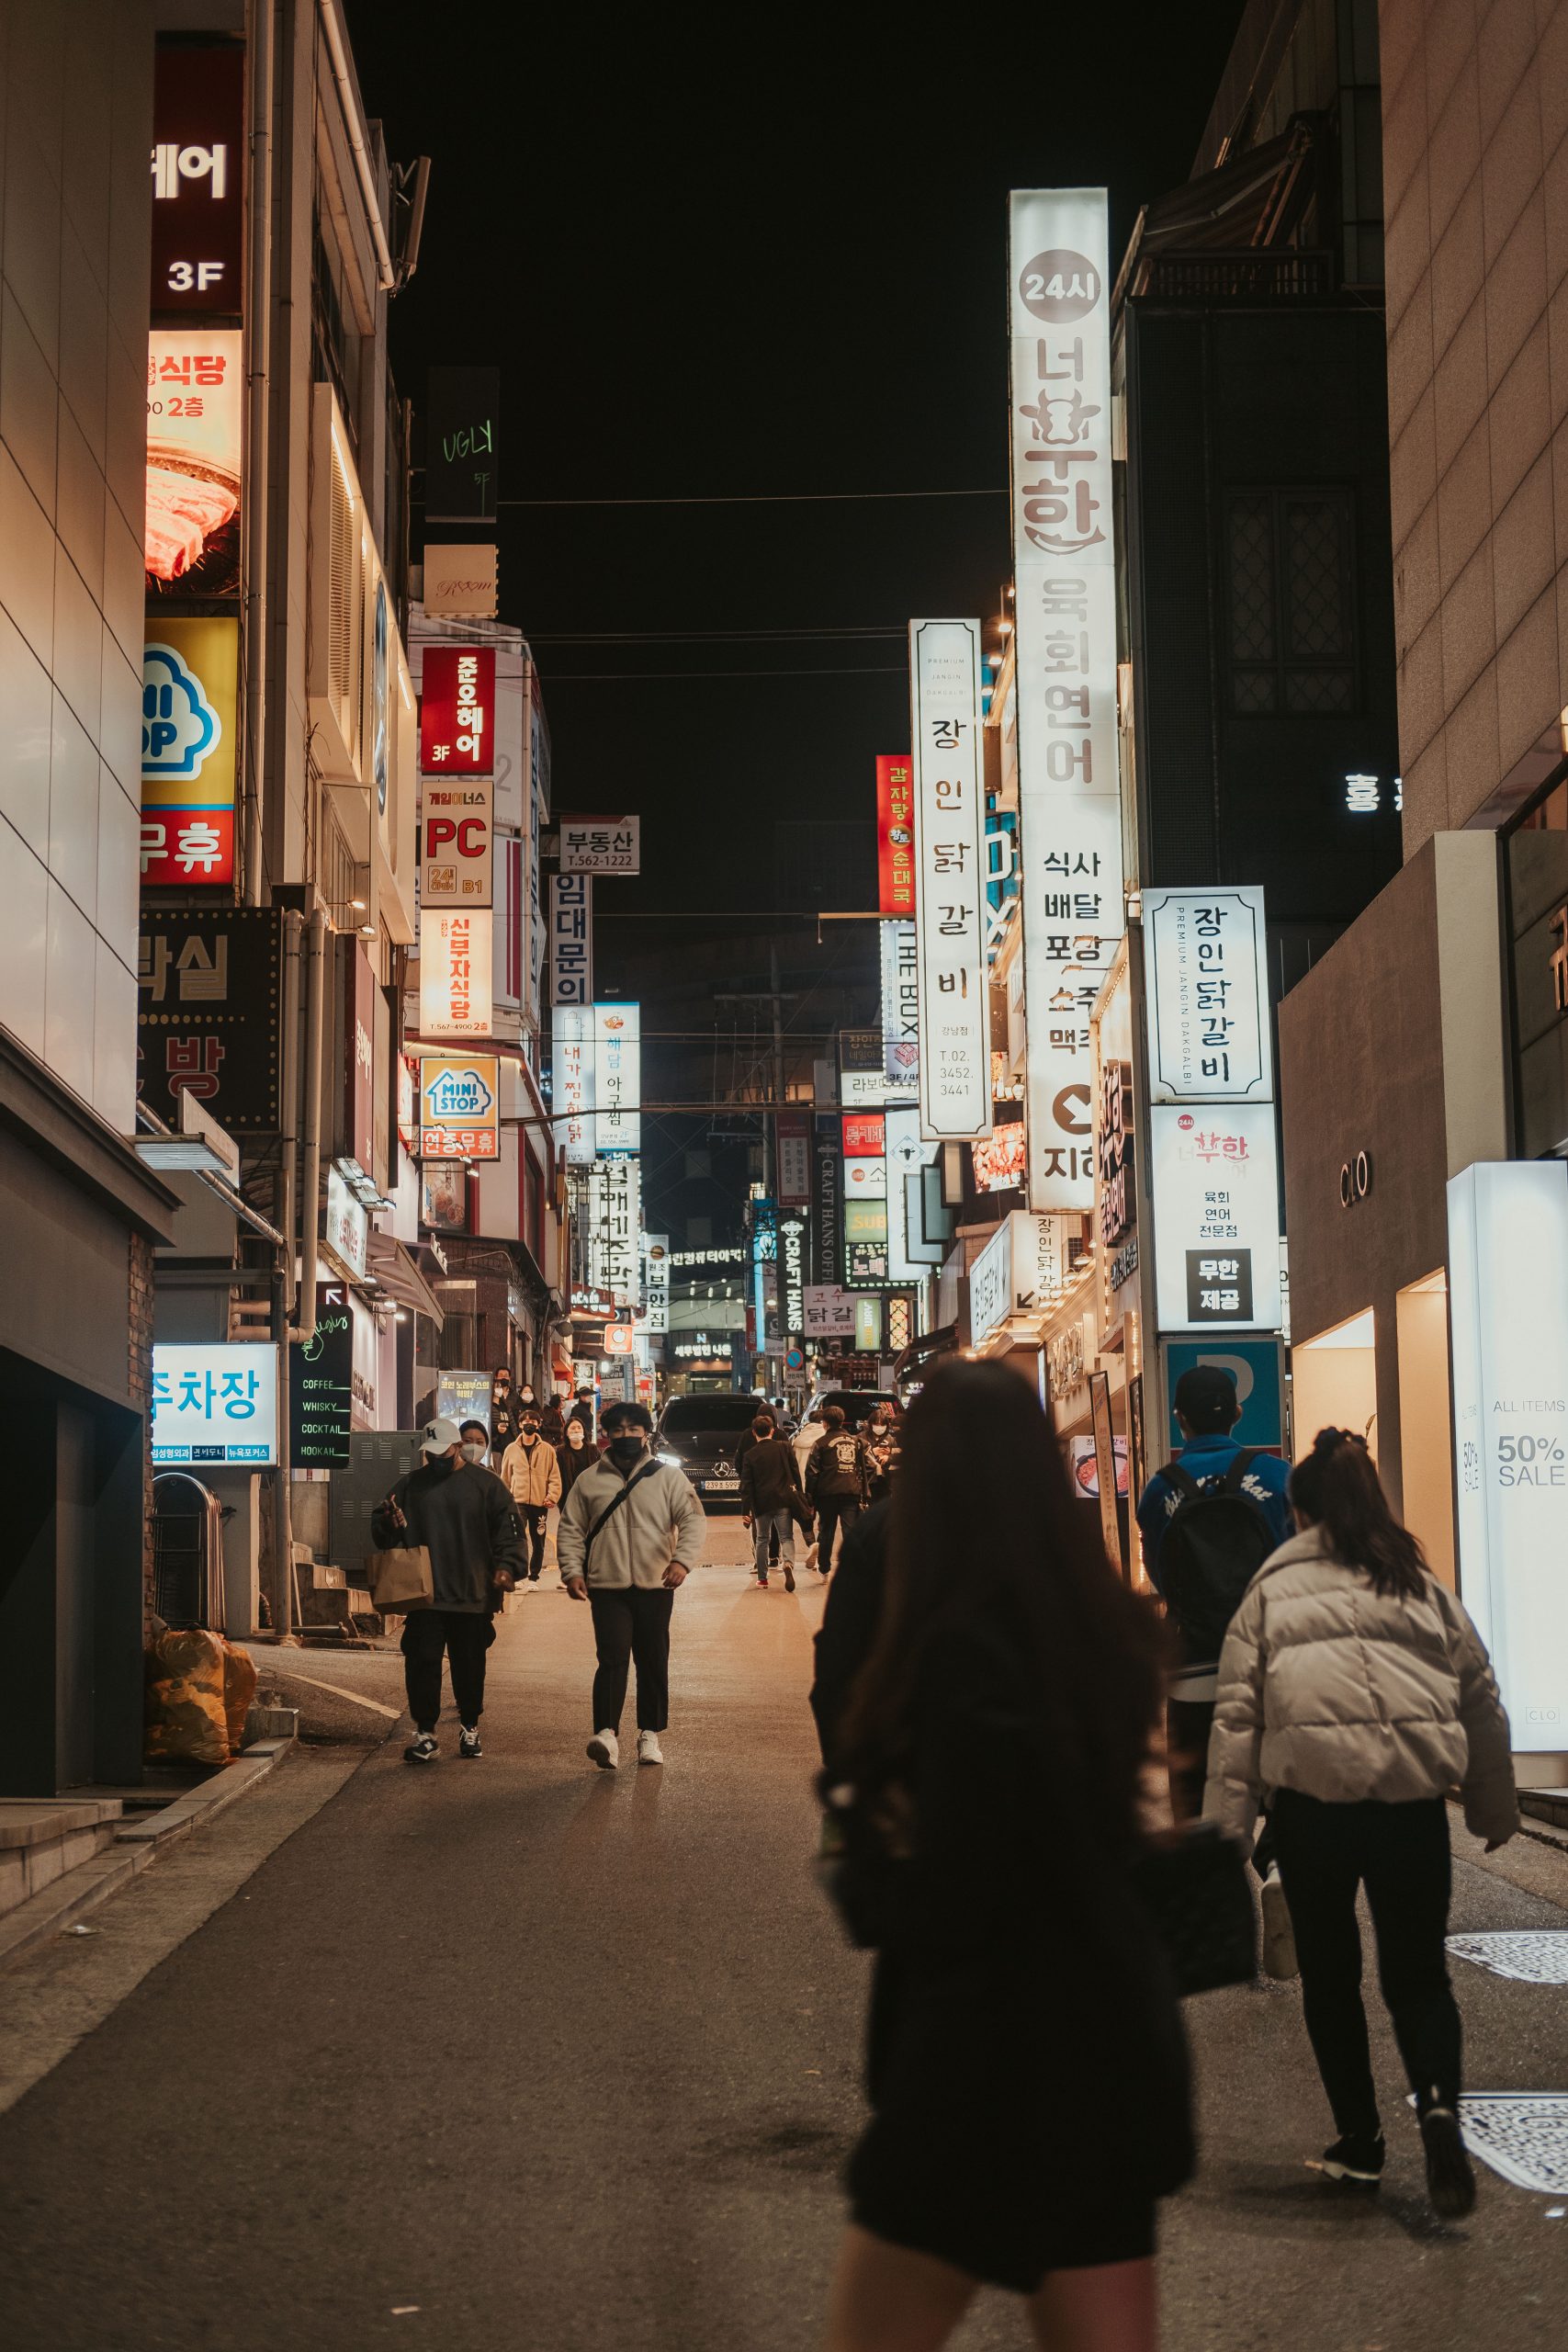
[587,1156,642,1301]
[968,1209,1072,1347]
[1150,1104,1281,1333]
[908,617,991,1142]
[643,1234,670,1334]
[418,910,493,1038]
[884,1105,929,1283]
[968,1217,1013,1346]
[1145,887,1272,1102]
[1008,189,1122,1210]
[879,918,919,1098]
[553,1003,595,1165]
[1448,1160,1568,1751]
[152,1342,278,1464]
[594,1001,640,1155]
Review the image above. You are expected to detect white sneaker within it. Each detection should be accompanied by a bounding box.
[587,1728,619,1770]
[805,1542,819,1572]
[1261,1863,1298,1979]
[637,1730,664,1767]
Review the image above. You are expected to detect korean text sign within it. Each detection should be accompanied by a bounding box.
[141,617,239,888]
[419,1055,501,1160]
[553,1005,595,1164]
[559,816,640,874]
[418,911,493,1039]
[151,40,244,314]
[908,619,990,1143]
[1008,191,1122,1210]
[1145,888,1273,1102]
[549,871,593,1006]
[138,906,283,1128]
[422,775,494,909]
[420,646,496,775]
[1149,1105,1281,1332]
[145,330,243,602]
[152,1342,277,1464]
[876,755,916,915]
[1448,1160,1568,1751]
[594,1002,640,1156]
[880,918,919,1097]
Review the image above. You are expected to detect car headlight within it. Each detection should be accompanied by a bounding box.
[657,1451,682,1467]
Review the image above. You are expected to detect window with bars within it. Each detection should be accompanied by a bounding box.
[1226,490,1357,715]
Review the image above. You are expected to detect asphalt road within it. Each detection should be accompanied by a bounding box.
[1,1514,1566,2351]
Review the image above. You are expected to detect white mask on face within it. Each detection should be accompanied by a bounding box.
[460,1442,486,1464]
[567,1426,584,1447]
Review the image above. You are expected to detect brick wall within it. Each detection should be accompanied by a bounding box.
[128,1227,156,1632]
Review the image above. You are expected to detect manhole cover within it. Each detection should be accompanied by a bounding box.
[1458,2096,1568,2194]
[1447,1931,1568,1984]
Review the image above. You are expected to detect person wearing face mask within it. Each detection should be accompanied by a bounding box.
[499,1408,563,1583]
[371,1417,525,1763]
[457,1419,491,1467]
[557,1415,593,1503]
[557,1400,705,1770]
[863,1404,901,1503]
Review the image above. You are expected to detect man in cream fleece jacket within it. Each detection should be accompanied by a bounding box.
[557,1400,705,1770]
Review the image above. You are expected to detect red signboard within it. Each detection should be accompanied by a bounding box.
[151,40,245,317]
[876,754,916,916]
[420,645,496,774]
[842,1113,886,1159]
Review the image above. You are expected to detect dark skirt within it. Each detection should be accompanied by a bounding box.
[848,1943,1190,2293]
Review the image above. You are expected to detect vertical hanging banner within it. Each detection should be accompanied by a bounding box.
[879,917,919,1098]
[425,367,501,524]
[908,619,991,1143]
[876,754,916,915]
[593,1001,641,1155]
[1008,189,1123,1212]
[549,871,593,1006]
[553,1004,595,1164]
[418,910,493,1038]
[643,1235,671,1334]
[420,645,496,773]
[776,1107,813,1208]
[421,775,494,908]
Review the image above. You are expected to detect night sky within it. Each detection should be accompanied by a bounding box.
[349,4,1247,1236]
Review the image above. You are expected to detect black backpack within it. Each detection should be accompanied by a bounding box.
[1156,1451,1275,1668]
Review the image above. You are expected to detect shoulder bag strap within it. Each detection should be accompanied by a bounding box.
[1159,1462,1202,1503]
[1222,1448,1260,1495]
[581,1458,662,1567]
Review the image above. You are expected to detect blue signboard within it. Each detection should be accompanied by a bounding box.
[1163,1337,1285,1453]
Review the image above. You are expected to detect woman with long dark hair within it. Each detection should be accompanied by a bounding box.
[821,1362,1192,2352]
[1206,1429,1517,2218]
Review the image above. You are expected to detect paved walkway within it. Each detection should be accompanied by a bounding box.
[0,1514,1565,2350]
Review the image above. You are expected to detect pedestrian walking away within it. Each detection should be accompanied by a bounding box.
[737,1405,784,1566]
[808,1496,890,1769]
[818,1363,1190,2352]
[739,1413,807,1589]
[557,1399,705,1770]
[499,1408,563,1581]
[371,1416,524,1763]
[1205,1427,1518,2219]
[806,1405,870,1575]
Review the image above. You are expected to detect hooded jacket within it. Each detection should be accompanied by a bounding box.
[557,1452,705,1590]
[499,1432,563,1509]
[370,1459,524,1612]
[1203,1527,1518,1848]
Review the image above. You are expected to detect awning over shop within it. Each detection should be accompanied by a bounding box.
[366,1230,446,1330]
[892,1321,959,1392]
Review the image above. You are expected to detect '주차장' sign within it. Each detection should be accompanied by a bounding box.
[1145,888,1272,1102]
[152,1341,277,1464]
[1008,189,1122,1211]
[908,619,990,1143]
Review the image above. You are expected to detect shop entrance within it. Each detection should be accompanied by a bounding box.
[1396,1271,1455,1589]
[1292,1306,1377,1459]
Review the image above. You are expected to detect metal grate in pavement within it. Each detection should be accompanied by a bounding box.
[1458,2096,1568,2195]
[1447,1931,1568,1984]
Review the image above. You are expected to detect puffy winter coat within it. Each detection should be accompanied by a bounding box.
[498,1434,562,1509]
[557,1454,706,1590]
[1204,1527,1518,1849]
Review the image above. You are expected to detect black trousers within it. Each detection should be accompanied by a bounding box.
[520,1504,547,1580]
[400,1609,495,1732]
[817,1494,862,1571]
[589,1585,674,1733]
[1270,1788,1461,2137]
[1168,1694,1274,1877]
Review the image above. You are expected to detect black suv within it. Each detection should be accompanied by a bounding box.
[655,1393,768,1508]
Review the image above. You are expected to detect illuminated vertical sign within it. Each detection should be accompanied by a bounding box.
[1008,189,1122,1210]
[594,1001,640,1155]
[420,646,496,774]
[549,870,593,1006]
[879,917,919,1098]
[554,1004,595,1165]
[151,40,245,313]
[908,619,990,1144]
[876,754,916,915]
[418,911,492,1039]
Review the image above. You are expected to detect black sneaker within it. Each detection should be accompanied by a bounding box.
[458,1726,482,1760]
[1420,2106,1476,2219]
[403,1732,438,1765]
[1314,2131,1384,2189]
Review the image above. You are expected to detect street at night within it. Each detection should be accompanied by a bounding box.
[4,0,1568,2345]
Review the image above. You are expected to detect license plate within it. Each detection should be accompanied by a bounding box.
[705,1477,740,1491]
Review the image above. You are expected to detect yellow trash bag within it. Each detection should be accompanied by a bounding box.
[144,1626,230,1767]
[220,1638,258,1757]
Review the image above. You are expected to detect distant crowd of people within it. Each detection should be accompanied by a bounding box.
[372,1353,1518,2350]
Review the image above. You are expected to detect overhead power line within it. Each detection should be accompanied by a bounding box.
[496,487,1008,508]
[537,664,908,682]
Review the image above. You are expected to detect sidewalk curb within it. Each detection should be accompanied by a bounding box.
[0,1736,296,1973]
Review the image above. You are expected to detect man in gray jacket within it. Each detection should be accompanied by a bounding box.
[557,1399,705,1770]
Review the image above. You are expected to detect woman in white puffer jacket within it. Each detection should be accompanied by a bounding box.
[1205,1427,1517,2221]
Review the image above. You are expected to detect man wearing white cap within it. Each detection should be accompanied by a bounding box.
[371,1416,525,1762]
